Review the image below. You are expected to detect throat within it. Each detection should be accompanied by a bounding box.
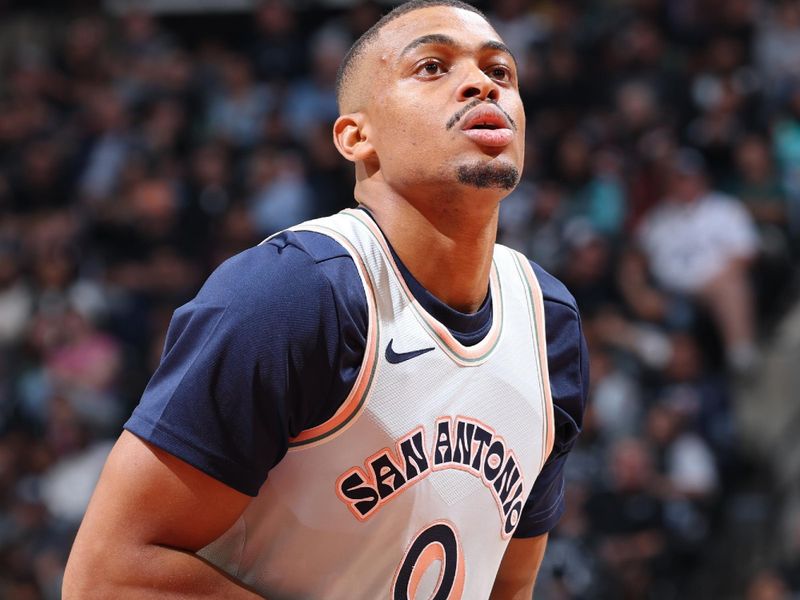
[388,212,497,314]
[356,185,501,313]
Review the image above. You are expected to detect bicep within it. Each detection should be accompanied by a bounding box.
[490,534,548,600]
[72,431,252,555]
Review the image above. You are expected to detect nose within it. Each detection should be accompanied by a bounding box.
[457,64,499,102]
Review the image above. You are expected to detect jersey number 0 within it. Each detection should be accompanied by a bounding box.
[392,522,465,599]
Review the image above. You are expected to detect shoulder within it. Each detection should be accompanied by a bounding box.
[174,229,368,369]
[527,259,582,341]
[705,191,737,205]
[702,192,751,217]
[197,230,358,314]
[527,259,583,369]
[529,260,579,314]
[493,244,579,315]
[637,202,674,231]
[125,230,367,493]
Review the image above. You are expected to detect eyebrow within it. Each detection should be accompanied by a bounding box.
[399,33,518,67]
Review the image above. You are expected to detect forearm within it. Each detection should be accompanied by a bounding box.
[63,542,264,599]
[490,534,547,600]
[490,580,536,600]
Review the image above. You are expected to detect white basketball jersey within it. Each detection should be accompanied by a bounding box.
[199,209,554,599]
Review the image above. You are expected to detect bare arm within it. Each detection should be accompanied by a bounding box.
[63,430,264,599]
[490,533,548,600]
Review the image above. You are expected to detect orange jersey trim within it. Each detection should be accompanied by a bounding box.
[512,253,555,466]
[344,209,503,367]
[287,224,380,449]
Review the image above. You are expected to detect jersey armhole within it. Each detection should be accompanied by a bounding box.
[286,225,379,449]
[512,251,556,466]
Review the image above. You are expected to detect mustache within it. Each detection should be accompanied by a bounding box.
[445,99,517,131]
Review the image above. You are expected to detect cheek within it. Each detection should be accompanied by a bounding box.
[375,101,443,152]
[512,101,526,137]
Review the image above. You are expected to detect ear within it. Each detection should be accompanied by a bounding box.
[333,113,375,163]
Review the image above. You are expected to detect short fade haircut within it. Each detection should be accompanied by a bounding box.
[335,0,486,110]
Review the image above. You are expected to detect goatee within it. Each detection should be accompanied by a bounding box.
[456,163,520,190]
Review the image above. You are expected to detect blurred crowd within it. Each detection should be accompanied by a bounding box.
[0,0,799,598]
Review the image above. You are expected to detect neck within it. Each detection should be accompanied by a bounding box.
[356,179,501,313]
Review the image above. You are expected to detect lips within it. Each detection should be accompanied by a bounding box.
[460,105,514,148]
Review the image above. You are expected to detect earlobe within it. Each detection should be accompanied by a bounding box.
[333,113,375,163]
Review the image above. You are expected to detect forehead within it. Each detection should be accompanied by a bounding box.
[376,6,502,57]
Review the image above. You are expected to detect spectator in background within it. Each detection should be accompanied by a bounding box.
[319,1,382,47]
[587,438,668,599]
[727,132,794,318]
[76,87,134,205]
[248,0,306,84]
[654,332,736,468]
[246,147,314,236]
[8,138,71,214]
[644,398,719,591]
[553,131,627,240]
[137,97,189,164]
[498,179,569,274]
[772,84,800,236]
[745,569,793,600]
[95,177,200,305]
[283,29,346,143]
[206,53,273,149]
[559,221,619,318]
[488,0,548,73]
[755,0,800,100]
[536,39,588,136]
[645,399,719,501]
[610,19,685,112]
[304,120,358,216]
[637,148,760,373]
[0,234,30,349]
[344,1,383,40]
[687,34,759,181]
[182,142,235,255]
[58,16,111,87]
[728,132,789,229]
[113,9,177,108]
[117,9,174,62]
[586,345,643,442]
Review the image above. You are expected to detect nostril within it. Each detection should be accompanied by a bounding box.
[462,87,481,98]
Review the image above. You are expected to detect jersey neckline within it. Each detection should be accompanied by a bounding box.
[354,206,494,346]
[346,208,501,366]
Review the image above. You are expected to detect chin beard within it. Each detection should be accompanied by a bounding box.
[456,162,520,190]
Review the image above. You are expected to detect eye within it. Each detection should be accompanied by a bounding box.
[414,59,448,79]
[486,64,513,82]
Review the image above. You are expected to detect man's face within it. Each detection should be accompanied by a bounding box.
[359,6,526,199]
[668,170,706,203]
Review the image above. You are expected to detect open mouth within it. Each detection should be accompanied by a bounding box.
[459,105,513,133]
[460,108,514,148]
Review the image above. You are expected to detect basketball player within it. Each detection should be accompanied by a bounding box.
[63,1,587,598]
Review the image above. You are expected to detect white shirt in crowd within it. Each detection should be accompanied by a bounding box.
[637,191,758,294]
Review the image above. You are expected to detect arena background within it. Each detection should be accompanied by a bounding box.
[0,0,799,598]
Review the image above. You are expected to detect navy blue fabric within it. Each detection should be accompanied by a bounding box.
[514,263,588,537]
[125,222,587,537]
[125,232,366,495]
